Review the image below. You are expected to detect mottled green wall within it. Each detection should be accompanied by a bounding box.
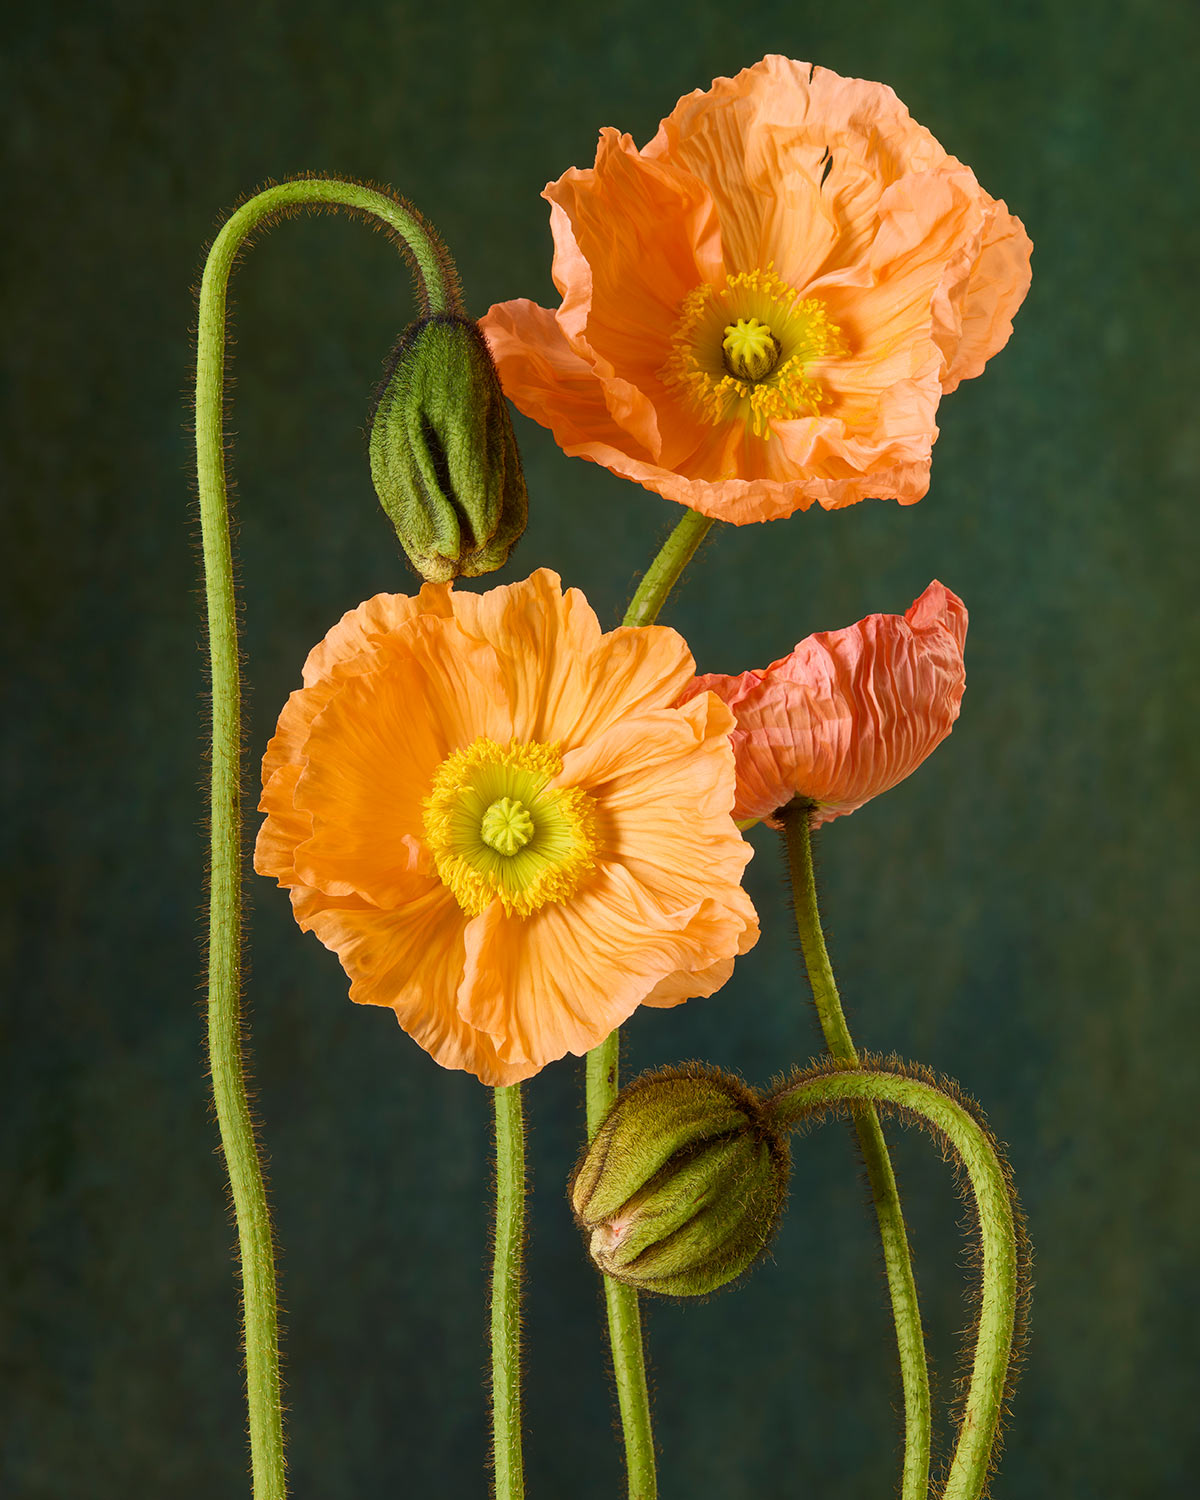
[4,1,1197,1495]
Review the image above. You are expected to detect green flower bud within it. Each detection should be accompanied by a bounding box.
[570,1066,790,1298]
[369,314,528,582]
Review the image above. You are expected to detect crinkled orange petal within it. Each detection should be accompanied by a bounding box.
[261,585,456,793]
[457,694,757,1076]
[687,581,967,825]
[459,862,751,1076]
[256,764,312,886]
[256,572,759,1084]
[448,568,697,750]
[936,197,1034,393]
[291,617,510,906]
[648,58,919,288]
[256,590,459,887]
[480,297,655,466]
[482,55,1031,522]
[557,694,758,1015]
[302,891,525,1086]
[301,584,455,687]
[545,128,725,461]
[561,697,748,886]
[639,954,738,1009]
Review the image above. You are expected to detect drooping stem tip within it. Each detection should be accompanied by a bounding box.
[195,177,461,1500]
[766,1066,1022,1500]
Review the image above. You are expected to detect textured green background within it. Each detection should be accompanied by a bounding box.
[4,0,1197,1495]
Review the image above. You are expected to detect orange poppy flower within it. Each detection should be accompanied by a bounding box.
[254,569,758,1085]
[481,56,1031,524]
[681,582,967,826]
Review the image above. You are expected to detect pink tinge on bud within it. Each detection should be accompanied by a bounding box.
[682,581,968,827]
[593,1214,635,1252]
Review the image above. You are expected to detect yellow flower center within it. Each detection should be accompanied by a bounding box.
[660,266,844,437]
[423,737,600,918]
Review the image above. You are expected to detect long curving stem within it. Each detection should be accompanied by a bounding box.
[764,1068,1019,1500]
[195,178,459,1500]
[780,804,931,1500]
[491,1084,526,1500]
[583,505,715,1500]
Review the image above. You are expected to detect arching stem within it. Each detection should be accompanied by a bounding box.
[780,804,932,1500]
[764,1068,1020,1500]
[195,178,460,1500]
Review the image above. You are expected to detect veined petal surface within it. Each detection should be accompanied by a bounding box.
[482,55,1031,522]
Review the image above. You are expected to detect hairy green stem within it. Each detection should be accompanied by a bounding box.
[582,505,715,1498]
[195,177,458,1499]
[491,1085,526,1499]
[780,804,931,1500]
[764,1068,1019,1500]
[622,509,714,628]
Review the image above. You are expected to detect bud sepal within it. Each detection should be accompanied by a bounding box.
[369,314,528,582]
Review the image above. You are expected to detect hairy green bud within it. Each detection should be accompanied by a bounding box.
[570,1066,790,1298]
[369,314,528,582]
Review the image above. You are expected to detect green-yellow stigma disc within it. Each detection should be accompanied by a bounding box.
[423,738,600,917]
[660,265,844,437]
[722,318,780,382]
[480,796,535,855]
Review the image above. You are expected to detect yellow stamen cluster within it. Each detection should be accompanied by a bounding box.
[423,737,600,918]
[659,266,843,438]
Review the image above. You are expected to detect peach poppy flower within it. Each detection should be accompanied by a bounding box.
[481,56,1032,524]
[254,569,758,1085]
[681,581,967,826]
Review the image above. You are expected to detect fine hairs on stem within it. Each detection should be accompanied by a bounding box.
[779,804,932,1500]
[491,1084,527,1500]
[583,504,716,1500]
[194,176,462,1500]
[765,1057,1031,1500]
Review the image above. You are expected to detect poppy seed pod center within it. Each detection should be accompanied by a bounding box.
[480,796,535,855]
[423,737,600,918]
[722,318,781,382]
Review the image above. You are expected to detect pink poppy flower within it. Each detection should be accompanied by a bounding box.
[682,582,967,826]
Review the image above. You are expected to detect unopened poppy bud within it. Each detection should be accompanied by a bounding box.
[570,1066,790,1297]
[368,314,528,582]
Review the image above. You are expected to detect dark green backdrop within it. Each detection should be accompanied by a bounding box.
[4,1,1197,1495]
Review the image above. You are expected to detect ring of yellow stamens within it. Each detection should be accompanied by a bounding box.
[423,738,600,918]
[660,265,844,437]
